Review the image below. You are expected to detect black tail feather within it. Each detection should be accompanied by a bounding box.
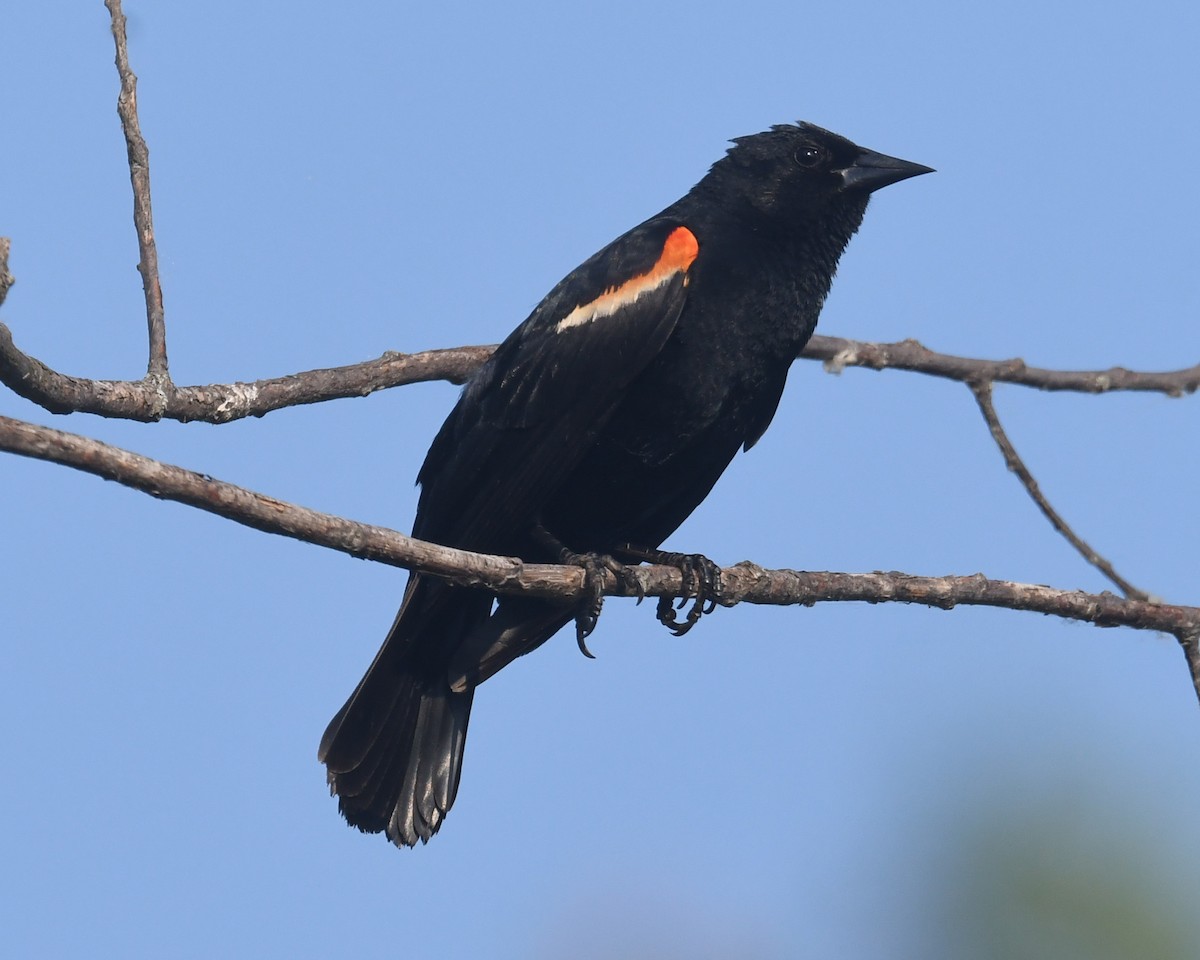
[318,581,486,846]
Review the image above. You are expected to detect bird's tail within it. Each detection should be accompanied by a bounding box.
[318,581,489,847]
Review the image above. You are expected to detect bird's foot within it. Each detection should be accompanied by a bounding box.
[615,544,722,637]
[533,523,640,658]
[561,551,632,657]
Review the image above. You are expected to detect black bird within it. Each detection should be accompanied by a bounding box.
[319,122,931,846]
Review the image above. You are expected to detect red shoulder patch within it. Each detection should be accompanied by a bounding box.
[557,226,700,332]
[658,226,699,273]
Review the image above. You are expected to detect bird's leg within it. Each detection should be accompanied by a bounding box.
[613,543,722,637]
[532,523,636,658]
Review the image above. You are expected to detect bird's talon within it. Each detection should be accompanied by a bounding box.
[575,621,597,659]
[655,595,679,632]
[556,548,631,659]
[636,549,722,636]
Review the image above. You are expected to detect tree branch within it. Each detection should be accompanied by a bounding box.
[1183,630,1200,708]
[968,379,1151,601]
[0,312,1196,424]
[105,0,167,380]
[0,319,492,421]
[808,335,1200,397]
[2,413,1197,689]
[0,238,13,309]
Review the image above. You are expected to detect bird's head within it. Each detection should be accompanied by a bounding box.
[700,122,933,232]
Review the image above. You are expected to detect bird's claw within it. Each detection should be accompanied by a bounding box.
[652,551,722,636]
[565,551,633,657]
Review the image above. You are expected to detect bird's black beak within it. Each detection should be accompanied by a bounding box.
[838,147,934,193]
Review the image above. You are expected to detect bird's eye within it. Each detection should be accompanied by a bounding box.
[795,144,824,168]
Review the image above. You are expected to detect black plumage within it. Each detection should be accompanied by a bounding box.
[319,122,932,846]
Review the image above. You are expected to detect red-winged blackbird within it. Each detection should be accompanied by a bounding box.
[319,122,931,846]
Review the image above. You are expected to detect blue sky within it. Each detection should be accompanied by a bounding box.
[2,2,1199,957]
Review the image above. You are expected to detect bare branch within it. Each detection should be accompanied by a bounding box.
[105,0,167,380]
[1,316,1196,424]
[809,335,1200,397]
[0,238,13,309]
[968,379,1151,601]
[0,320,491,421]
[2,413,1197,651]
[0,220,1194,423]
[1182,630,1200,710]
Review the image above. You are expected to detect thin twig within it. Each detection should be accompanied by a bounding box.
[1182,630,1200,710]
[1,413,1198,648]
[105,0,167,381]
[0,238,13,309]
[969,379,1151,601]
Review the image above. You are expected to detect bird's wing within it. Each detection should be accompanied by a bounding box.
[413,217,700,552]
